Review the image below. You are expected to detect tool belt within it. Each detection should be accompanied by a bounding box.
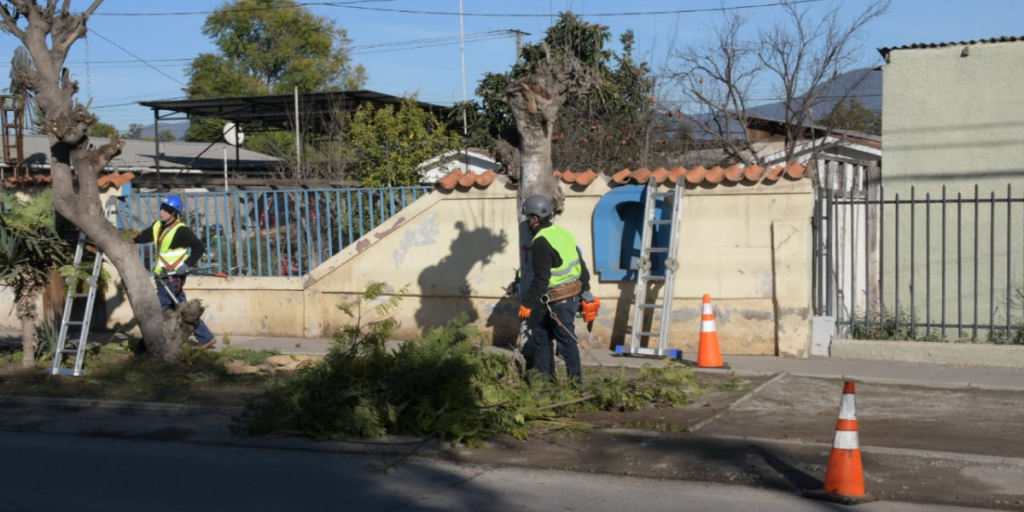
[542,280,582,304]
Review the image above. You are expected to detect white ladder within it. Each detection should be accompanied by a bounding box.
[615,181,685,360]
[51,232,103,376]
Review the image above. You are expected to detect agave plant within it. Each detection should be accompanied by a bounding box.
[0,191,70,368]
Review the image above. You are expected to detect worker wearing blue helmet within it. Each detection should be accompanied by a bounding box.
[133,195,217,349]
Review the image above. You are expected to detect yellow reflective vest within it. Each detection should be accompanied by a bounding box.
[152,220,188,275]
[533,225,582,287]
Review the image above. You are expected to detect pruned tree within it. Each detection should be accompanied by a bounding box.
[0,0,183,362]
[669,0,891,167]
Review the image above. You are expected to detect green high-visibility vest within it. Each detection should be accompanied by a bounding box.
[533,225,581,287]
[152,220,188,275]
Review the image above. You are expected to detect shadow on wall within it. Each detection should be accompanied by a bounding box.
[415,221,508,332]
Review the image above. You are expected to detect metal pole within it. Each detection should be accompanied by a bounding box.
[223,147,228,192]
[910,187,916,337]
[1008,184,1013,341]
[459,0,468,136]
[942,186,947,336]
[973,184,979,340]
[879,184,885,336]
[958,193,963,339]
[895,193,900,334]
[295,86,302,171]
[153,109,160,178]
[926,192,931,336]
[235,124,240,174]
[990,191,995,338]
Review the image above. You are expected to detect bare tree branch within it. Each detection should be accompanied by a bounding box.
[0,3,26,39]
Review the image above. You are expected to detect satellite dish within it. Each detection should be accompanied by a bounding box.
[223,122,245,146]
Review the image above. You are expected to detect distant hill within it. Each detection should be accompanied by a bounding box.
[139,121,191,141]
[748,67,881,120]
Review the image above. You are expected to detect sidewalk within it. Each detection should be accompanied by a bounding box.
[224,335,1024,391]
[4,329,1020,390]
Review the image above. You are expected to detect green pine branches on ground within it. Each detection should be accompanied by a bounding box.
[239,284,709,447]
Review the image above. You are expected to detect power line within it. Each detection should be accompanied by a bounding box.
[88,30,186,86]
[93,0,394,17]
[91,0,827,18]
[37,31,516,68]
[330,0,829,18]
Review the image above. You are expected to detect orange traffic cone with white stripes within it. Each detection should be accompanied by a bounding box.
[696,294,728,368]
[804,381,876,505]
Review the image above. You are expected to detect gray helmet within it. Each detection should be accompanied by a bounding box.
[522,195,553,219]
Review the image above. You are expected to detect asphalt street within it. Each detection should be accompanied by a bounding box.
[0,430,999,512]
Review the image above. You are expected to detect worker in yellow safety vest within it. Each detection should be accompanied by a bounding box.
[517,195,601,384]
[134,195,217,349]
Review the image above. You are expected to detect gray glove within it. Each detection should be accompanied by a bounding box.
[581,290,594,302]
[174,263,190,276]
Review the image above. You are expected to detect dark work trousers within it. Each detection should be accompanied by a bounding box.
[157,276,215,345]
[528,295,582,384]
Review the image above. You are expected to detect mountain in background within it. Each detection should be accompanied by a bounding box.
[139,121,191,141]
[747,67,881,120]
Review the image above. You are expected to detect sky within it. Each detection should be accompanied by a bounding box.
[1,0,1022,132]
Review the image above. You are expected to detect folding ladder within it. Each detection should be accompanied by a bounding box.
[615,181,685,360]
[51,232,103,376]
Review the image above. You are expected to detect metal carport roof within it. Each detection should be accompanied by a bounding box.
[139,90,453,134]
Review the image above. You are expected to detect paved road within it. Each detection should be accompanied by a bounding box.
[0,430,995,512]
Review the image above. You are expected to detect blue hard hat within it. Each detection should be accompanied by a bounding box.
[162,195,183,214]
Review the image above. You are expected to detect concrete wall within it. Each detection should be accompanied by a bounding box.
[880,41,1024,339]
[182,176,816,357]
[5,176,817,357]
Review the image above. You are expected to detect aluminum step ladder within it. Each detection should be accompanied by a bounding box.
[51,232,103,376]
[615,181,685,360]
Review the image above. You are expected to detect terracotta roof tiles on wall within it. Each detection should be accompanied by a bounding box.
[434,163,807,190]
[1,171,137,190]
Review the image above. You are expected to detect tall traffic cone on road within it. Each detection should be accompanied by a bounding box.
[696,294,727,368]
[804,381,876,505]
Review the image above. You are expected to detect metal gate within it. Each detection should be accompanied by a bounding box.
[814,166,1024,343]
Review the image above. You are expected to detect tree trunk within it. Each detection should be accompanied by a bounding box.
[49,167,179,362]
[19,312,35,369]
[2,0,182,363]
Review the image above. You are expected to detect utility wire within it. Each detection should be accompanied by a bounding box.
[93,0,394,17]
[329,0,829,17]
[91,0,826,18]
[43,31,515,68]
[88,30,187,86]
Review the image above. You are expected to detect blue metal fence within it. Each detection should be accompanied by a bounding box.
[116,187,432,277]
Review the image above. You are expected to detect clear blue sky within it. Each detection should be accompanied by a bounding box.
[1,0,1021,131]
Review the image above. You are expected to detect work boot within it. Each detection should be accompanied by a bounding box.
[192,339,216,350]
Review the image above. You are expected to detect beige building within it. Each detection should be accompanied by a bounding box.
[879,36,1024,341]
[881,36,1024,197]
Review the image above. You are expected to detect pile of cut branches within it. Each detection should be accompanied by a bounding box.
[239,284,707,446]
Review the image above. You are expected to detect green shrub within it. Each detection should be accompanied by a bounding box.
[238,284,708,446]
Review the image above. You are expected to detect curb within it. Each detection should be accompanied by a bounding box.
[0,394,244,415]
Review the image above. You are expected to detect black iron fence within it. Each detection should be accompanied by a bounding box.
[814,182,1024,343]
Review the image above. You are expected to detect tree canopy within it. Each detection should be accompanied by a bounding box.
[815,98,881,135]
[347,98,461,187]
[184,0,367,141]
[469,14,682,177]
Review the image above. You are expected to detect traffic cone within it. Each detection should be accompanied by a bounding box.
[696,294,727,368]
[804,381,876,505]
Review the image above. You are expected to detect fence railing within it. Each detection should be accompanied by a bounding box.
[815,182,1024,343]
[116,187,432,277]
